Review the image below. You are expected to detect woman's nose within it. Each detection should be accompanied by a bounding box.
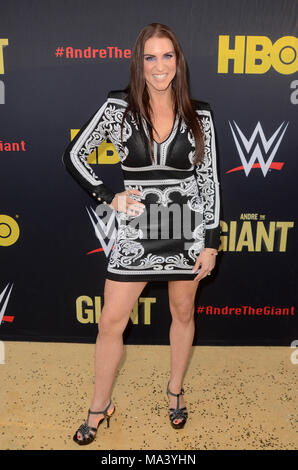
[155,58,166,71]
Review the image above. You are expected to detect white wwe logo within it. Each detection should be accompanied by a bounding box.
[229,121,289,177]
[86,205,118,257]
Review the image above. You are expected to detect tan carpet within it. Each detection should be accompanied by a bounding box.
[0,341,296,450]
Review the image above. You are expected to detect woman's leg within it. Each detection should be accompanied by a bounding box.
[167,280,200,424]
[76,279,148,440]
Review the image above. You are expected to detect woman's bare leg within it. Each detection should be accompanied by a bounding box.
[76,279,148,440]
[167,280,199,424]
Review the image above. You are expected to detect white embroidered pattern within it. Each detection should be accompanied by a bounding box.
[108,239,201,272]
[124,176,197,208]
[188,220,206,262]
[187,112,219,227]
[107,176,205,274]
[78,101,135,165]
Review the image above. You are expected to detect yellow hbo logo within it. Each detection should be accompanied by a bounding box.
[218,35,298,75]
[0,215,20,246]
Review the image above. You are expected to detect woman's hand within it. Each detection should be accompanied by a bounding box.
[192,248,218,282]
[109,189,145,216]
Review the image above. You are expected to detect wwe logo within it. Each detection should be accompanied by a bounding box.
[227,121,288,177]
[85,205,118,257]
[0,283,14,325]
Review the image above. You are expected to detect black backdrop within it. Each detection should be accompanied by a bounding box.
[0,0,297,345]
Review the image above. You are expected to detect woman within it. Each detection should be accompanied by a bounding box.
[62,23,221,445]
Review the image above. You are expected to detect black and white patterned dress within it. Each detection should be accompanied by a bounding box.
[62,90,221,281]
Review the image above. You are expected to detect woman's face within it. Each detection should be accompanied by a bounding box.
[143,36,176,95]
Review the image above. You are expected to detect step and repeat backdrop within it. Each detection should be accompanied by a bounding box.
[0,0,297,345]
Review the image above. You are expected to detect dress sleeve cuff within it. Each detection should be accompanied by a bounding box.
[91,185,116,205]
[204,225,221,250]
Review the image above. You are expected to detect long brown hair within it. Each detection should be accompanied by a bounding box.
[120,23,205,165]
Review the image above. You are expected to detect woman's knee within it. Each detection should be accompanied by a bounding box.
[97,307,130,335]
[169,301,195,323]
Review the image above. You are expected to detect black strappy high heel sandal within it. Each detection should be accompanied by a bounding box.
[166,380,188,429]
[73,400,115,445]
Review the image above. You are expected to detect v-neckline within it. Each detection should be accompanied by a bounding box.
[153,112,178,145]
[142,113,179,145]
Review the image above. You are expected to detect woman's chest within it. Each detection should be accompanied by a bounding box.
[117,118,195,169]
[151,111,176,144]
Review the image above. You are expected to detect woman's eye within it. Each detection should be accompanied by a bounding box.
[144,54,173,61]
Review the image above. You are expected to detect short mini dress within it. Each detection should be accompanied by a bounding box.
[62,90,221,282]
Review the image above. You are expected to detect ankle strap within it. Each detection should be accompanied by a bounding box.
[88,399,112,415]
[167,382,184,397]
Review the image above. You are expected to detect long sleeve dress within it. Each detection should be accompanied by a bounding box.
[62,90,221,281]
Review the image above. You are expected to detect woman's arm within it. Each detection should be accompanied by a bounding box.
[61,92,116,205]
[195,103,221,251]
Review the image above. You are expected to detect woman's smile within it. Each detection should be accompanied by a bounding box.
[153,73,168,80]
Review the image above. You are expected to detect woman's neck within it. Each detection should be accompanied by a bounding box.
[147,86,174,111]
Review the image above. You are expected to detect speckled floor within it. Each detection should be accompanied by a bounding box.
[0,342,296,450]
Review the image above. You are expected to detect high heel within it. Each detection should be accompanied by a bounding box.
[166,380,188,429]
[73,400,115,445]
